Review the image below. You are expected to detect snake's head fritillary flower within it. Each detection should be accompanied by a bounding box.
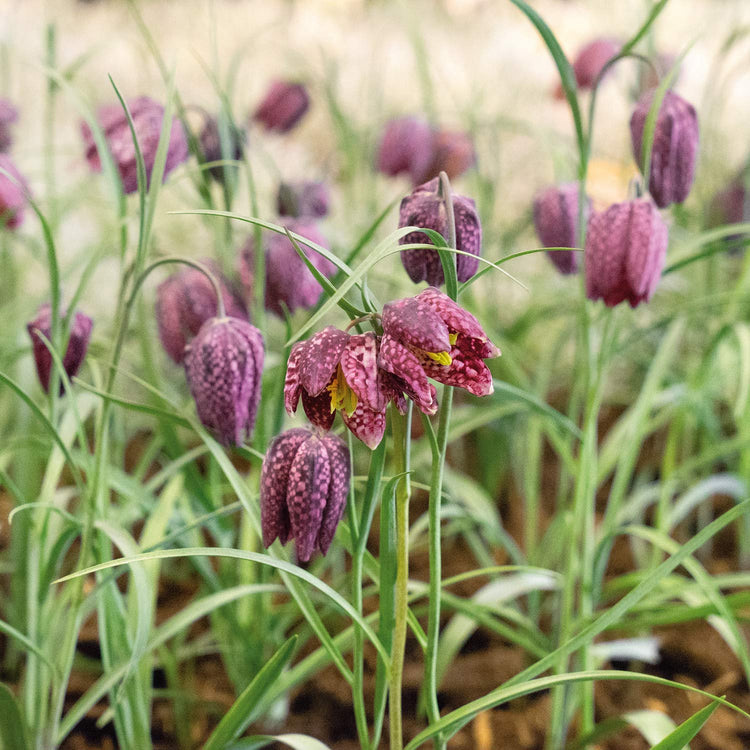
[707,177,749,252]
[554,37,621,98]
[277,180,330,219]
[533,183,591,275]
[379,287,500,408]
[398,177,482,287]
[183,317,264,446]
[239,220,336,316]
[198,114,246,184]
[81,96,189,194]
[261,428,350,563]
[27,304,93,393]
[585,197,668,308]
[284,328,391,449]
[253,80,309,133]
[630,89,699,209]
[416,129,476,185]
[156,261,248,364]
[0,154,29,230]
[0,99,19,152]
[376,116,435,185]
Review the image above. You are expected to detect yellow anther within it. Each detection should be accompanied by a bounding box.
[327,366,359,416]
[426,350,452,366]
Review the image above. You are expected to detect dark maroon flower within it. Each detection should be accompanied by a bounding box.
[253,80,309,133]
[0,154,29,230]
[239,220,336,316]
[156,261,248,364]
[261,428,350,562]
[277,180,330,219]
[183,316,264,446]
[198,115,246,184]
[630,89,699,209]
[415,129,476,185]
[398,177,482,286]
[27,304,93,393]
[376,116,435,185]
[379,287,500,407]
[0,99,19,152]
[284,328,393,449]
[81,96,189,194]
[533,183,591,275]
[585,197,668,307]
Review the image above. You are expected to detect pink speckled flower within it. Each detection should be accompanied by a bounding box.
[0,154,29,230]
[261,428,350,562]
[398,177,482,287]
[156,261,248,364]
[277,180,330,219]
[585,197,669,307]
[0,99,19,152]
[630,89,699,209]
[376,116,435,185]
[253,80,309,133]
[27,304,93,393]
[183,317,264,446]
[533,183,591,275]
[416,129,476,185]
[379,287,500,406]
[284,328,397,449]
[239,220,336,317]
[81,96,189,194]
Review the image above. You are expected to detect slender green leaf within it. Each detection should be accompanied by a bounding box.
[650,700,719,750]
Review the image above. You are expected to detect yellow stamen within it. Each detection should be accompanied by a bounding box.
[426,350,452,366]
[327,366,359,416]
[449,332,458,345]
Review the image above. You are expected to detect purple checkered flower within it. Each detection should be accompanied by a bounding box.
[156,261,248,364]
[183,317,264,446]
[253,80,309,133]
[261,428,350,562]
[277,180,330,219]
[376,116,435,185]
[585,197,669,307]
[198,114,246,184]
[0,99,19,152]
[81,96,189,194]
[630,89,699,208]
[0,154,28,230]
[398,177,482,287]
[379,287,500,407]
[533,183,591,275]
[27,304,93,393]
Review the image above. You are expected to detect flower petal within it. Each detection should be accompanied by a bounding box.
[382,296,450,353]
[342,403,387,449]
[317,434,351,554]
[301,388,336,432]
[340,332,386,411]
[284,342,304,414]
[378,333,437,414]
[422,347,494,397]
[298,326,349,396]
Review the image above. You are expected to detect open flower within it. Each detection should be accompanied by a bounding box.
[379,287,500,406]
[261,428,350,563]
[184,317,264,446]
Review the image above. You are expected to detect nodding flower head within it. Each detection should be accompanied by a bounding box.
[533,183,591,275]
[156,261,248,364]
[379,287,500,408]
[277,180,330,219]
[198,115,246,184]
[585,197,668,308]
[416,129,476,185]
[376,116,435,185]
[253,80,310,133]
[261,428,350,563]
[183,317,264,447]
[556,37,621,98]
[0,99,19,152]
[630,89,699,209]
[27,304,93,393]
[0,154,29,230]
[398,177,482,287]
[81,96,189,194]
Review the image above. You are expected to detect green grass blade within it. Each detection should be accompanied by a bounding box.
[650,700,719,750]
[0,683,30,750]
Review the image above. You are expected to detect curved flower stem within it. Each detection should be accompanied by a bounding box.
[389,405,413,750]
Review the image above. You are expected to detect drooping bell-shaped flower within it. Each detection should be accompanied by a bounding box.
[27,304,93,393]
[81,96,189,195]
[156,261,248,364]
[253,80,309,133]
[398,177,482,286]
[585,197,668,307]
[376,116,435,185]
[533,183,591,275]
[261,428,350,563]
[630,89,699,209]
[183,316,264,446]
[0,154,29,230]
[554,37,621,98]
[707,177,749,252]
[198,114,246,184]
[416,129,476,185]
[379,287,500,408]
[0,99,19,152]
[277,180,330,219]
[239,220,336,316]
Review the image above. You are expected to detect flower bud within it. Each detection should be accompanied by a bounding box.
[277,180,330,219]
[198,115,246,184]
[533,183,591,275]
[253,80,309,133]
[630,89,699,208]
[81,96,189,194]
[398,177,482,286]
[555,37,621,98]
[156,261,248,364]
[261,428,350,562]
[27,304,93,393]
[0,154,29,230]
[585,197,668,307]
[183,317,264,446]
[416,129,476,185]
[0,99,19,152]
[376,116,434,185]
